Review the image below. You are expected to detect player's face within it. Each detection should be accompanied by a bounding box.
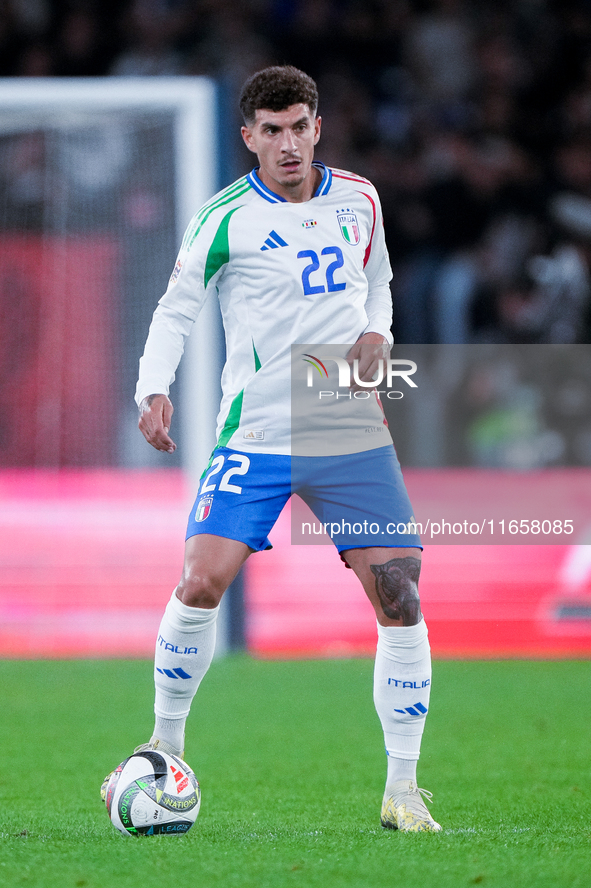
[241,104,322,202]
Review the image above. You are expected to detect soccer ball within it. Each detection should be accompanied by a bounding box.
[104,749,200,837]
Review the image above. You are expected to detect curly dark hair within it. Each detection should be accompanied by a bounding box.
[239,66,319,124]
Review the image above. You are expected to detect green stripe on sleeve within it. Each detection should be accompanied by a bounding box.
[187,183,250,250]
[204,206,242,288]
[182,178,249,250]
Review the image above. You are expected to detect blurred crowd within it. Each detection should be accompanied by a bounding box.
[2,0,591,344]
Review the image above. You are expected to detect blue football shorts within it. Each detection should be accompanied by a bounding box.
[186,444,422,554]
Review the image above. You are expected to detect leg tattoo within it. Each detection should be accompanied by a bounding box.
[370,556,422,625]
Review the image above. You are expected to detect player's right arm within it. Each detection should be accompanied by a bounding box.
[135,186,244,452]
[138,393,176,453]
[135,301,192,454]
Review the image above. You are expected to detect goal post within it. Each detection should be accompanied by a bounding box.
[0,76,240,654]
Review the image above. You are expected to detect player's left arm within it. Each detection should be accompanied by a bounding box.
[347,185,393,384]
[346,332,389,385]
[361,185,394,346]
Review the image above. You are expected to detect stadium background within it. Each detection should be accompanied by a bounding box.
[1,0,591,661]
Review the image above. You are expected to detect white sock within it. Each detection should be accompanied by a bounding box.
[373,619,432,793]
[151,590,219,752]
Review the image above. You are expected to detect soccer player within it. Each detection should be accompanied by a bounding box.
[120,66,440,832]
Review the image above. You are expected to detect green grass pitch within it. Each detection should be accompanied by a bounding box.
[0,656,589,888]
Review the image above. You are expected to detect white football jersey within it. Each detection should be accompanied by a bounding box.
[136,163,395,455]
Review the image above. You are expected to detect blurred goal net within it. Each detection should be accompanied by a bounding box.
[0,78,245,657]
[0,77,221,473]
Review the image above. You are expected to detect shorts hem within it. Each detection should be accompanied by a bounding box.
[185,527,272,552]
[336,539,423,553]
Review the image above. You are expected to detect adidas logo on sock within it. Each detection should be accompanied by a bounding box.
[394,702,428,716]
[157,667,192,679]
[260,230,288,251]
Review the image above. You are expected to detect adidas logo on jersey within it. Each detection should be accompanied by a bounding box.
[260,230,288,251]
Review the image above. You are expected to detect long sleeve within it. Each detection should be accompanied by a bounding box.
[134,196,232,406]
[135,304,194,406]
[361,188,394,345]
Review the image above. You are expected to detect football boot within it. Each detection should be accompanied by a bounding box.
[380,779,441,832]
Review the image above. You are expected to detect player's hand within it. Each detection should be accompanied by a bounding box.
[346,332,390,390]
[138,394,177,453]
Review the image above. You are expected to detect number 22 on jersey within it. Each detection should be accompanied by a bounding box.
[297,246,347,295]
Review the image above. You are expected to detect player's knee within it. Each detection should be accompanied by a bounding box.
[370,555,422,625]
[397,589,421,626]
[177,567,226,608]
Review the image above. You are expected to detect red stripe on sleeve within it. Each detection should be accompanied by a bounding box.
[359,191,376,268]
[332,171,372,185]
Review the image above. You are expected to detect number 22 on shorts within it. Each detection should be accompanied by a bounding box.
[200,454,251,495]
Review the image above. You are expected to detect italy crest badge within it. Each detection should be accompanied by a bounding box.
[337,209,360,245]
[195,495,213,522]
